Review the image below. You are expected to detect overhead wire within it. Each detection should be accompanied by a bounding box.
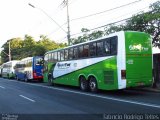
[47,0,143,37]
[70,0,142,21]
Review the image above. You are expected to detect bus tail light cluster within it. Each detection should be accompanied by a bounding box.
[121,70,126,79]
[33,70,37,77]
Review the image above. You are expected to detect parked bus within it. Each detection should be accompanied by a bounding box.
[43,31,153,92]
[0,65,3,77]
[1,60,19,79]
[152,47,160,88]
[14,56,43,82]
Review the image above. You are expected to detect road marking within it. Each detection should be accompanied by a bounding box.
[6,79,160,109]
[23,83,160,109]
[19,95,35,102]
[0,85,5,89]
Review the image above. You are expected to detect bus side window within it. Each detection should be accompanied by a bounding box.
[64,49,68,61]
[58,51,61,61]
[53,52,58,62]
[83,44,89,58]
[44,54,49,62]
[68,48,73,60]
[104,39,111,55]
[51,53,54,62]
[78,46,83,58]
[110,37,118,55]
[28,60,32,67]
[97,41,104,56]
[73,47,78,59]
[90,42,96,57]
[48,53,52,62]
[60,50,64,61]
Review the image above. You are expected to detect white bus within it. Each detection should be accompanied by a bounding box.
[2,60,19,79]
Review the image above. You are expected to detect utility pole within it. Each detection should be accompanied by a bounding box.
[8,41,11,61]
[2,40,12,61]
[61,0,71,45]
[66,0,71,45]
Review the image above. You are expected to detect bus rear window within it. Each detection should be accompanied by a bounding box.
[35,57,43,66]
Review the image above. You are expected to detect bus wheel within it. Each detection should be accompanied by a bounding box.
[24,76,28,82]
[79,76,88,91]
[7,74,10,79]
[15,76,19,81]
[89,77,98,92]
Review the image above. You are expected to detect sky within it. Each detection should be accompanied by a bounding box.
[0,0,158,48]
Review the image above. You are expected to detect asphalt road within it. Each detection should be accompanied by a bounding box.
[0,78,160,120]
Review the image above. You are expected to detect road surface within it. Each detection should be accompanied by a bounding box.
[0,78,160,120]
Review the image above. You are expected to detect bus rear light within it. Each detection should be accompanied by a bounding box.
[121,70,126,79]
[33,71,37,77]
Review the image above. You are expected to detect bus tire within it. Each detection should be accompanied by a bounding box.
[89,77,98,92]
[7,74,10,79]
[79,76,88,91]
[15,75,19,81]
[24,76,28,82]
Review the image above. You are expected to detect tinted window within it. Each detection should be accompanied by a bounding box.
[44,54,49,62]
[48,53,52,62]
[53,52,57,62]
[78,46,83,58]
[83,44,89,57]
[73,47,78,59]
[35,57,43,66]
[60,50,64,61]
[110,37,118,55]
[97,41,104,56]
[90,42,96,57]
[104,39,111,55]
[64,49,68,60]
[57,51,61,61]
[68,48,73,60]
[51,53,54,62]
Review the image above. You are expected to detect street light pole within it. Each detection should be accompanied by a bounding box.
[28,3,70,44]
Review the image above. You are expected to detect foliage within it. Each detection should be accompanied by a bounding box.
[104,1,160,45]
[1,35,66,63]
[71,28,103,45]
[1,1,159,63]
[71,1,160,46]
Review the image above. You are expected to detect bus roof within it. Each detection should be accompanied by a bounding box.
[2,60,20,65]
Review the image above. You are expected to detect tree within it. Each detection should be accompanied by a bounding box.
[1,38,23,62]
[104,24,124,35]
[38,35,61,51]
[71,28,104,45]
[104,1,160,45]
[1,35,66,63]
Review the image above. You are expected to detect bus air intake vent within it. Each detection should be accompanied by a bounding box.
[104,71,114,84]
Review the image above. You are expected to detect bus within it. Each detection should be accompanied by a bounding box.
[43,31,153,92]
[152,46,160,88]
[1,60,19,79]
[14,56,43,82]
[0,65,3,77]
